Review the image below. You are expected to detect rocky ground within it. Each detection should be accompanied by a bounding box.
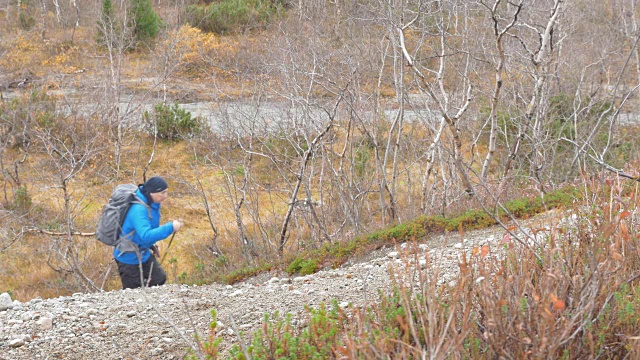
[0,213,559,360]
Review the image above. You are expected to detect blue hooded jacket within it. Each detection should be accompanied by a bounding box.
[113,188,174,264]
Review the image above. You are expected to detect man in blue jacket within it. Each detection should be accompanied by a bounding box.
[114,176,184,289]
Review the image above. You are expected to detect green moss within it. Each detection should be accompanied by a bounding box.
[286,258,318,275]
[224,262,273,284]
[222,186,580,284]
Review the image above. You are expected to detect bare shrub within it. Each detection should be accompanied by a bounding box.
[332,178,640,358]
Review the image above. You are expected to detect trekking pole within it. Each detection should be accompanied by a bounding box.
[160,232,176,264]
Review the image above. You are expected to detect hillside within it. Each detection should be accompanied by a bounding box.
[1,215,552,359]
[2,1,640,357]
[2,0,640,300]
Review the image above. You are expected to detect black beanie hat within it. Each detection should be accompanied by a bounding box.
[140,176,168,203]
[142,176,168,193]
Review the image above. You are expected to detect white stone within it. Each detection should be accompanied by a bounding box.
[387,251,399,259]
[37,317,53,331]
[9,338,25,347]
[0,293,12,310]
[267,277,280,284]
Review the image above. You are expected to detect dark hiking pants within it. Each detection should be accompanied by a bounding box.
[116,255,167,289]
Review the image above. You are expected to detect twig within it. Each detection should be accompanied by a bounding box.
[589,154,640,182]
[140,289,202,359]
[229,315,251,360]
[99,259,115,290]
[23,226,95,236]
[0,229,25,252]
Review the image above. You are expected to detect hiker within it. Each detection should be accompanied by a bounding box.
[114,176,183,289]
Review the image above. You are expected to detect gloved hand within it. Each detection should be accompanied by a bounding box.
[172,219,184,232]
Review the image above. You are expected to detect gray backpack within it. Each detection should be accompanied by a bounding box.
[96,184,148,248]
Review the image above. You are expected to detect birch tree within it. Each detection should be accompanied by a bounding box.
[498,0,564,193]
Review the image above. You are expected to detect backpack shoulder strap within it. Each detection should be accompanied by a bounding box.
[131,194,152,219]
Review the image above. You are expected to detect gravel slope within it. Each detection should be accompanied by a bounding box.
[0,215,555,359]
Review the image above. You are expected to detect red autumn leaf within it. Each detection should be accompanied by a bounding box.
[620,222,630,241]
[481,244,490,258]
[550,293,565,311]
[552,299,566,311]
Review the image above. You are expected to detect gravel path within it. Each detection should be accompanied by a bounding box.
[0,214,556,359]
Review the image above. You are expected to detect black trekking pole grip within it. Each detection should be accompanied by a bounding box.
[160,232,176,264]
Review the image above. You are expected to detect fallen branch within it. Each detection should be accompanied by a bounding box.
[24,226,96,237]
[589,154,640,182]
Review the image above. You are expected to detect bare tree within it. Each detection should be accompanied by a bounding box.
[394,1,475,197]
[96,1,138,179]
[277,100,342,255]
[0,100,32,206]
[32,111,104,292]
[480,0,523,180]
[498,0,564,193]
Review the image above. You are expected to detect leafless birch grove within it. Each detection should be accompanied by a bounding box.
[1,0,640,293]
[199,0,640,256]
